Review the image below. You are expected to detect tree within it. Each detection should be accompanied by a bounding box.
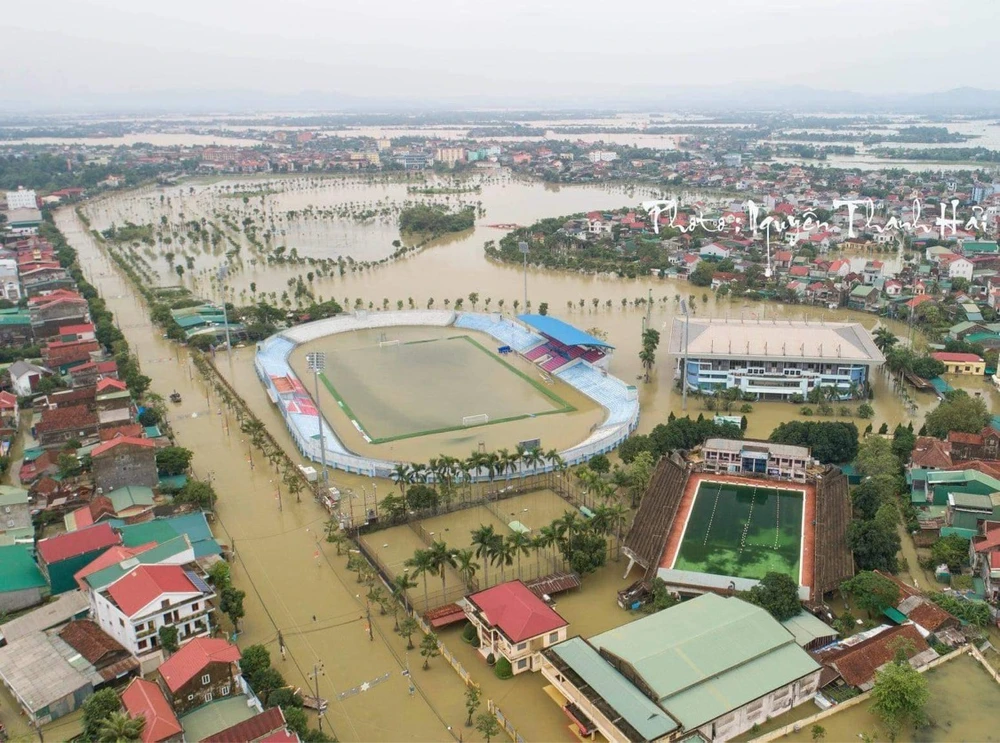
[841,571,901,618]
[688,260,716,286]
[741,572,802,621]
[852,479,888,521]
[208,560,232,590]
[397,616,419,649]
[848,513,900,573]
[267,686,303,709]
[455,548,480,591]
[465,684,482,726]
[811,724,826,741]
[475,711,503,743]
[870,656,929,738]
[858,403,875,419]
[873,326,899,352]
[471,526,500,587]
[769,421,859,463]
[220,586,246,631]
[97,711,145,743]
[588,453,611,473]
[57,451,80,478]
[930,534,969,571]
[420,631,440,669]
[158,625,179,653]
[83,688,122,741]
[405,549,437,611]
[427,540,457,599]
[924,390,990,438]
[156,446,194,475]
[642,577,680,614]
[175,480,215,510]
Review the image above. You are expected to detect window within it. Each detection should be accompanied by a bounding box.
[221,685,230,697]
[517,659,528,670]
[187,694,195,701]
[137,640,147,650]
[201,674,211,686]
[118,618,125,627]
[191,603,199,612]
[204,692,213,703]
[516,642,526,651]
[161,600,170,610]
[548,632,560,644]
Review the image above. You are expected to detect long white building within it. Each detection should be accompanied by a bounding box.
[668,318,884,401]
[5,189,37,210]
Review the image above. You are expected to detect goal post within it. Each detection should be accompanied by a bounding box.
[378,339,401,348]
[462,413,490,426]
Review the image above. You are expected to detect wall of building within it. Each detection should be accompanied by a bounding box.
[164,660,237,715]
[0,586,44,614]
[700,671,820,742]
[94,452,158,492]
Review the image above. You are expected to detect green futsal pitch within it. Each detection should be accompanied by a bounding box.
[318,335,574,444]
[672,481,804,582]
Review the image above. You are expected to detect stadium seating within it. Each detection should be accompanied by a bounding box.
[453,313,544,352]
[523,344,551,361]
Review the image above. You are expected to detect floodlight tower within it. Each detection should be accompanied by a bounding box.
[217,264,232,352]
[680,300,690,412]
[519,241,529,311]
[306,351,329,483]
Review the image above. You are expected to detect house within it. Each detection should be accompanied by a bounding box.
[883,279,902,297]
[155,637,242,714]
[35,405,100,449]
[18,448,58,485]
[699,243,731,260]
[0,590,90,647]
[0,485,32,542]
[74,541,161,590]
[91,437,158,493]
[932,352,985,375]
[827,259,851,278]
[79,535,195,595]
[848,284,880,312]
[948,427,1000,461]
[121,677,184,743]
[0,544,47,612]
[464,580,568,675]
[0,391,18,426]
[28,290,90,340]
[812,624,934,692]
[57,619,140,685]
[8,360,50,397]
[118,513,223,560]
[0,308,32,346]
[773,250,793,269]
[909,437,953,470]
[37,522,122,595]
[201,706,299,743]
[862,260,884,285]
[177,694,265,742]
[539,594,821,743]
[65,486,157,531]
[874,571,960,637]
[92,564,215,659]
[949,257,975,281]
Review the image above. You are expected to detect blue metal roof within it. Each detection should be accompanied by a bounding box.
[517,314,614,348]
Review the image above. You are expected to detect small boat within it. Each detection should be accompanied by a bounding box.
[302,694,328,712]
[169,391,182,403]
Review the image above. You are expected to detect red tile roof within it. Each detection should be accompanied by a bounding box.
[910,437,952,469]
[37,522,120,564]
[974,529,1000,553]
[96,378,128,393]
[468,580,567,643]
[158,637,241,692]
[74,543,158,590]
[202,707,287,743]
[0,391,16,410]
[259,729,300,743]
[91,436,155,458]
[35,405,98,434]
[906,600,956,632]
[121,678,183,743]
[107,564,199,618]
[58,619,128,666]
[814,625,928,688]
[100,424,145,441]
[932,352,983,363]
[948,431,984,445]
[58,324,95,335]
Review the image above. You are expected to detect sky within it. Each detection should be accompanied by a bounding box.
[3,0,998,109]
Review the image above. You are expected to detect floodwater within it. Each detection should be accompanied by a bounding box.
[75,173,961,451]
[774,653,1000,743]
[1,133,265,147]
[289,325,602,460]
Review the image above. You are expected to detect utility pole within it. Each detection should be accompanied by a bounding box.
[217,264,232,354]
[519,241,529,311]
[366,598,374,642]
[680,300,690,412]
[306,352,329,483]
[312,663,325,733]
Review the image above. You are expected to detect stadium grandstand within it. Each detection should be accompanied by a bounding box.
[516,314,613,373]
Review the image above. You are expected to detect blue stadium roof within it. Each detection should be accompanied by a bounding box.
[517,314,614,348]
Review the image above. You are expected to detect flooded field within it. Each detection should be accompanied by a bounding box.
[288,325,602,460]
[772,653,1000,743]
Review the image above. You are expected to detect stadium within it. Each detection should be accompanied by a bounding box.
[622,443,855,603]
[254,310,639,479]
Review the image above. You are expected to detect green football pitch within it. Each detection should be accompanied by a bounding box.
[672,480,804,582]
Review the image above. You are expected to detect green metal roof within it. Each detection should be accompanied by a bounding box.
[0,485,29,507]
[929,469,1000,490]
[591,594,820,730]
[0,312,30,326]
[780,612,838,647]
[949,492,995,510]
[0,544,46,592]
[107,486,154,513]
[963,241,999,254]
[178,696,257,742]
[883,607,908,624]
[551,638,678,740]
[83,535,192,591]
[951,511,982,532]
[119,512,221,558]
[941,526,978,539]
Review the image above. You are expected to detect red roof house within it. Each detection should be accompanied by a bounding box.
[106,565,201,618]
[465,580,569,675]
[202,707,295,743]
[73,542,157,590]
[812,624,931,690]
[121,678,183,743]
[932,352,984,364]
[157,637,242,693]
[37,522,121,565]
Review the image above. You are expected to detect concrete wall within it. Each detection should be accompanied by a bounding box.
[0,587,44,614]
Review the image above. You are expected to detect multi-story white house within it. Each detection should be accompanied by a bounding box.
[91,564,215,658]
[700,439,811,482]
[668,318,884,401]
[0,259,20,301]
[949,257,974,282]
[5,188,38,210]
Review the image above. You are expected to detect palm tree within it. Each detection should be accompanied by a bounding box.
[427,540,458,600]
[484,452,501,488]
[506,532,532,579]
[391,463,411,497]
[390,573,418,628]
[97,712,145,743]
[471,526,499,587]
[455,548,480,591]
[554,512,580,554]
[538,523,559,566]
[872,326,898,353]
[404,549,437,612]
[492,538,515,583]
[606,502,630,559]
[409,462,429,484]
[529,534,547,578]
[639,346,656,382]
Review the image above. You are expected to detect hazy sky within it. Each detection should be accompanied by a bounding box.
[3,0,998,107]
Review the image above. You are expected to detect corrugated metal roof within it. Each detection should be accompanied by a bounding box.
[780,612,838,647]
[949,492,994,510]
[516,314,614,348]
[0,545,47,592]
[551,638,678,740]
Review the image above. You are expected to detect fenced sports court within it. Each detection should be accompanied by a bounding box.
[319,334,574,443]
[672,480,805,583]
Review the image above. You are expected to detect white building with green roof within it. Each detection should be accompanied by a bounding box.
[540,593,821,742]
